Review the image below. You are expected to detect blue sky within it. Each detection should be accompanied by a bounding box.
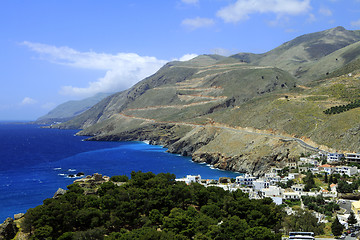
[1,0,360,120]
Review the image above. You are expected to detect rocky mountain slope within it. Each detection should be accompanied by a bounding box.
[54,27,360,175]
[232,26,360,81]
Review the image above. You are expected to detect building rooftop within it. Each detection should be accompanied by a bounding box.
[352,201,360,209]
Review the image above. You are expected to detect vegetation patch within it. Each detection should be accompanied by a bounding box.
[323,100,360,114]
[21,171,284,240]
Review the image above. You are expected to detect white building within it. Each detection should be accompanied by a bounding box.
[327,153,345,162]
[283,192,301,200]
[346,153,360,163]
[270,167,282,174]
[291,184,304,192]
[185,175,201,184]
[287,162,297,170]
[264,172,281,185]
[335,166,358,176]
[236,174,256,186]
[253,180,270,191]
[261,186,281,197]
[318,164,335,175]
[287,173,300,180]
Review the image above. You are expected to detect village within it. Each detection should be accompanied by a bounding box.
[177,152,360,239]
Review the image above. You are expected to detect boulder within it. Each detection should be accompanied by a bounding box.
[94,173,103,181]
[13,213,24,221]
[53,188,67,199]
[0,218,18,240]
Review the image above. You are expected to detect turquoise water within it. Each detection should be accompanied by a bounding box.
[0,123,240,222]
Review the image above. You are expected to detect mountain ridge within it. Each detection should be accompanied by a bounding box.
[36,92,112,124]
[52,26,360,175]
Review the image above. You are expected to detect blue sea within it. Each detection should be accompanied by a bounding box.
[0,123,240,222]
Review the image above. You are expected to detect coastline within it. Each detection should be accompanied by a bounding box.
[0,123,242,222]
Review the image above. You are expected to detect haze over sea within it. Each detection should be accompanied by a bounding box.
[0,122,240,222]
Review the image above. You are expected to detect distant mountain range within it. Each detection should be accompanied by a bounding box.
[36,92,112,124]
[52,26,360,175]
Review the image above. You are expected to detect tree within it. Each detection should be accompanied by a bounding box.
[331,217,344,237]
[283,209,324,235]
[324,173,328,183]
[244,226,277,240]
[348,211,357,226]
[337,180,353,193]
[303,172,316,191]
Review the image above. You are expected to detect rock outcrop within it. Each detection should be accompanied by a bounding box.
[0,218,18,240]
[53,188,67,199]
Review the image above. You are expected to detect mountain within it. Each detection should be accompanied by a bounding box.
[231,26,360,81]
[36,92,112,124]
[53,27,360,175]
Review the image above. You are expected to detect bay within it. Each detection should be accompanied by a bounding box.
[0,123,240,222]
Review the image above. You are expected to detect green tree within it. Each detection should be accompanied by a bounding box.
[110,175,129,182]
[32,225,53,240]
[283,209,324,235]
[348,211,357,225]
[218,216,250,239]
[337,180,354,193]
[303,172,316,191]
[331,217,344,237]
[244,226,277,240]
[324,173,328,183]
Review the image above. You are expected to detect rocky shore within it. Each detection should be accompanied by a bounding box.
[84,122,310,176]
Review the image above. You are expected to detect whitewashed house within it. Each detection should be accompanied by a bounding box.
[261,186,283,205]
[287,173,300,180]
[335,166,358,176]
[283,192,301,200]
[287,162,297,170]
[185,175,201,184]
[346,153,360,163]
[236,174,256,186]
[318,164,335,175]
[253,180,270,191]
[264,172,281,185]
[327,153,345,162]
[291,184,304,193]
[261,186,281,197]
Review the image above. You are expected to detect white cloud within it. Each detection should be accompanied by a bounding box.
[217,0,311,23]
[21,97,37,105]
[22,42,167,97]
[181,0,199,4]
[307,13,317,23]
[351,19,360,27]
[178,54,198,61]
[182,17,215,30]
[319,6,332,16]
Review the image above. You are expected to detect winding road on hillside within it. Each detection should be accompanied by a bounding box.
[119,64,329,154]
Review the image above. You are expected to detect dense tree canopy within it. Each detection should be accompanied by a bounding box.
[22,171,284,239]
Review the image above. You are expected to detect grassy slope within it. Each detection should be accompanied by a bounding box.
[231,27,360,82]
[207,72,360,152]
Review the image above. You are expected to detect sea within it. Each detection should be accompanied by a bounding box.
[0,122,241,222]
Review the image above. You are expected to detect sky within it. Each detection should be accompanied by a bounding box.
[1,0,360,120]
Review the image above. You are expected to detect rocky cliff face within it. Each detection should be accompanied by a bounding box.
[85,120,307,176]
[0,218,18,240]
